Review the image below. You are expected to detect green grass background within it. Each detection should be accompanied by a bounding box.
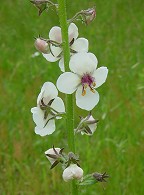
[0,0,143,194]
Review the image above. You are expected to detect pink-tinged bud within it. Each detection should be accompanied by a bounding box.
[34,38,49,54]
[62,164,83,182]
[84,8,96,25]
[45,148,61,164]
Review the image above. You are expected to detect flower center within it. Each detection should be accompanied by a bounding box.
[81,74,96,96]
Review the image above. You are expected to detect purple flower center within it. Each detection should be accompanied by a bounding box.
[81,74,96,96]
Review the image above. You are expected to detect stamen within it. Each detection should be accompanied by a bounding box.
[89,86,95,93]
[81,74,95,96]
[82,86,86,96]
[82,89,86,96]
[92,82,96,87]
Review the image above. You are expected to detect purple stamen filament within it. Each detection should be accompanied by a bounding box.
[81,74,96,96]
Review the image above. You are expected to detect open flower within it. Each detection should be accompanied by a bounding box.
[62,164,83,182]
[57,53,108,111]
[42,23,89,72]
[31,82,65,136]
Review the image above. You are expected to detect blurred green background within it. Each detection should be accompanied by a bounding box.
[0,0,143,194]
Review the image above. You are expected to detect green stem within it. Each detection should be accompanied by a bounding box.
[57,0,78,195]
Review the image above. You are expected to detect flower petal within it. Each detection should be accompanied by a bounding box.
[51,97,65,113]
[92,67,108,88]
[35,117,55,136]
[59,58,65,72]
[31,107,44,126]
[37,82,58,105]
[57,72,80,94]
[49,26,62,43]
[69,53,98,76]
[68,23,78,42]
[50,45,62,58]
[76,86,99,110]
[71,38,89,53]
[42,53,59,62]
[31,107,56,136]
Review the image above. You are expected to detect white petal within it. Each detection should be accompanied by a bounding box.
[35,118,55,136]
[49,26,62,43]
[92,67,108,88]
[51,97,65,113]
[71,38,89,53]
[31,107,44,126]
[45,148,61,164]
[68,23,78,42]
[69,53,98,76]
[50,45,62,58]
[31,107,56,136]
[37,82,58,105]
[42,53,59,62]
[76,86,99,111]
[59,58,65,72]
[57,72,80,94]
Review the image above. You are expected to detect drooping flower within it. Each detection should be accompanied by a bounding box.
[31,82,65,136]
[56,52,108,111]
[45,146,66,169]
[75,113,98,136]
[45,147,61,164]
[62,164,83,182]
[82,7,96,25]
[42,23,89,72]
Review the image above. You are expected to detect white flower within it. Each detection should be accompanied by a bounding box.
[45,147,61,164]
[62,164,83,182]
[56,52,108,111]
[42,23,89,72]
[31,82,65,136]
[75,114,98,136]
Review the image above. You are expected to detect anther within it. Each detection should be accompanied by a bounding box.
[82,87,86,96]
[92,82,96,87]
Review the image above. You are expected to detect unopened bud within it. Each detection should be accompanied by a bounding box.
[30,0,48,15]
[62,164,83,182]
[34,38,49,54]
[83,7,96,25]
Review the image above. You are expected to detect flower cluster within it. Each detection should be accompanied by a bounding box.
[31,2,109,186]
[45,147,83,182]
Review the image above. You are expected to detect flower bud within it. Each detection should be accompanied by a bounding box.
[45,147,61,164]
[30,0,48,15]
[62,164,83,182]
[83,8,96,25]
[34,38,49,54]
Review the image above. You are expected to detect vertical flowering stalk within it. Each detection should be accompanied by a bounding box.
[57,0,78,194]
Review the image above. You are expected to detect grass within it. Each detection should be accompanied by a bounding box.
[0,0,143,194]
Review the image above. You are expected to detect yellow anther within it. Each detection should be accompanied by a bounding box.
[90,88,95,93]
[84,84,88,89]
[92,82,96,87]
[82,89,86,96]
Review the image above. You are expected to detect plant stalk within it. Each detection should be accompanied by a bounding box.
[57,0,78,194]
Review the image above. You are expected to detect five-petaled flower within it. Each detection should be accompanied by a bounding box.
[31,82,65,136]
[56,52,108,111]
[42,23,89,72]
